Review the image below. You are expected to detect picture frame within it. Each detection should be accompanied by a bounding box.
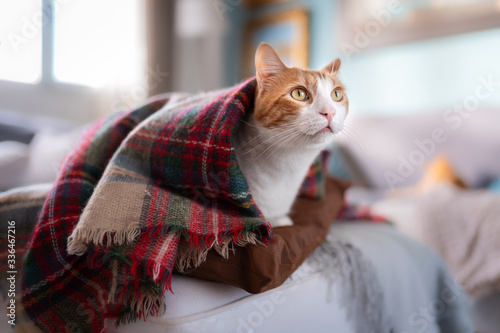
[243,9,309,79]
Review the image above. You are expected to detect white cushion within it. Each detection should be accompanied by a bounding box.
[24,127,84,185]
[0,141,29,190]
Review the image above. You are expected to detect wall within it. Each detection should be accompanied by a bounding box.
[225,0,500,117]
[343,27,500,116]
[225,0,340,86]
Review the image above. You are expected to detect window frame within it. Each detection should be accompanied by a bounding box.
[0,0,99,125]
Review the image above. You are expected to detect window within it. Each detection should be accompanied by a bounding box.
[53,0,144,87]
[0,0,42,83]
[0,0,145,88]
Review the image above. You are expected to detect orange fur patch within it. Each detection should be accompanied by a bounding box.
[254,68,348,128]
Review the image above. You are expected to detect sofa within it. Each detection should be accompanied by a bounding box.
[3,107,495,332]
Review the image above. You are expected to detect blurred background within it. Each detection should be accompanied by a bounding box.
[1,0,500,189]
[2,2,500,330]
[2,0,500,121]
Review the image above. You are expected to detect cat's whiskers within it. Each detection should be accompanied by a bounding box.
[260,129,303,163]
[267,118,317,152]
[246,125,304,159]
[240,119,259,128]
[237,119,303,152]
[338,125,366,154]
[241,119,298,130]
[240,122,305,156]
[291,130,310,156]
[343,122,365,146]
[275,128,309,165]
[251,120,309,159]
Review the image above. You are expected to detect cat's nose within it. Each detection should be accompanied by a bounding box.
[319,110,335,122]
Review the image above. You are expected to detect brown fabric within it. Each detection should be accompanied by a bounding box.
[184,176,350,294]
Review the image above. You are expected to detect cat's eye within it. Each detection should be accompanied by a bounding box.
[290,88,308,101]
[331,89,343,102]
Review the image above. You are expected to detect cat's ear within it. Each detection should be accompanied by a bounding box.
[255,43,287,89]
[322,59,341,76]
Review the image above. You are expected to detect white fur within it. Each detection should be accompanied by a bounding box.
[233,78,347,227]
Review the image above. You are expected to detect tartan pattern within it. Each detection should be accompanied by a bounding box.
[0,184,50,277]
[21,100,166,332]
[299,150,330,200]
[337,203,389,223]
[19,78,326,332]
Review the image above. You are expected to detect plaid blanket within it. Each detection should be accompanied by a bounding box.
[16,78,327,332]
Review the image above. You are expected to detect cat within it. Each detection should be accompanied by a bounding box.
[232,43,349,228]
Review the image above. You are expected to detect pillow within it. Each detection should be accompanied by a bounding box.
[417,155,467,192]
[0,141,29,191]
[370,156,466,238]
[390,155,467,199]
[25,126,85,185]
[339,110,500,189]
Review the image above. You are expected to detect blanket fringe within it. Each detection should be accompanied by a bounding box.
[111,230,266,324]
[68,223,270,256]
[67,224,141,255]
[71,221,270,272]
[175,230,264,273]
[109,260,173,327]
[71,223,272,324]
[175,242,210,274]
[115,292,166,327]
[307,237,390,332]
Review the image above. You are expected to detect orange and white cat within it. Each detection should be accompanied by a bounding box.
[233,43,349,227]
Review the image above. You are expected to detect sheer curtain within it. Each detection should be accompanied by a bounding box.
[74,0,150,118]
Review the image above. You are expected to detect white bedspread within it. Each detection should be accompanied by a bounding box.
[107,223,472,333]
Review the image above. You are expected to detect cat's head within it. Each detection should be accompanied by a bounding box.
[254,43,348,148]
